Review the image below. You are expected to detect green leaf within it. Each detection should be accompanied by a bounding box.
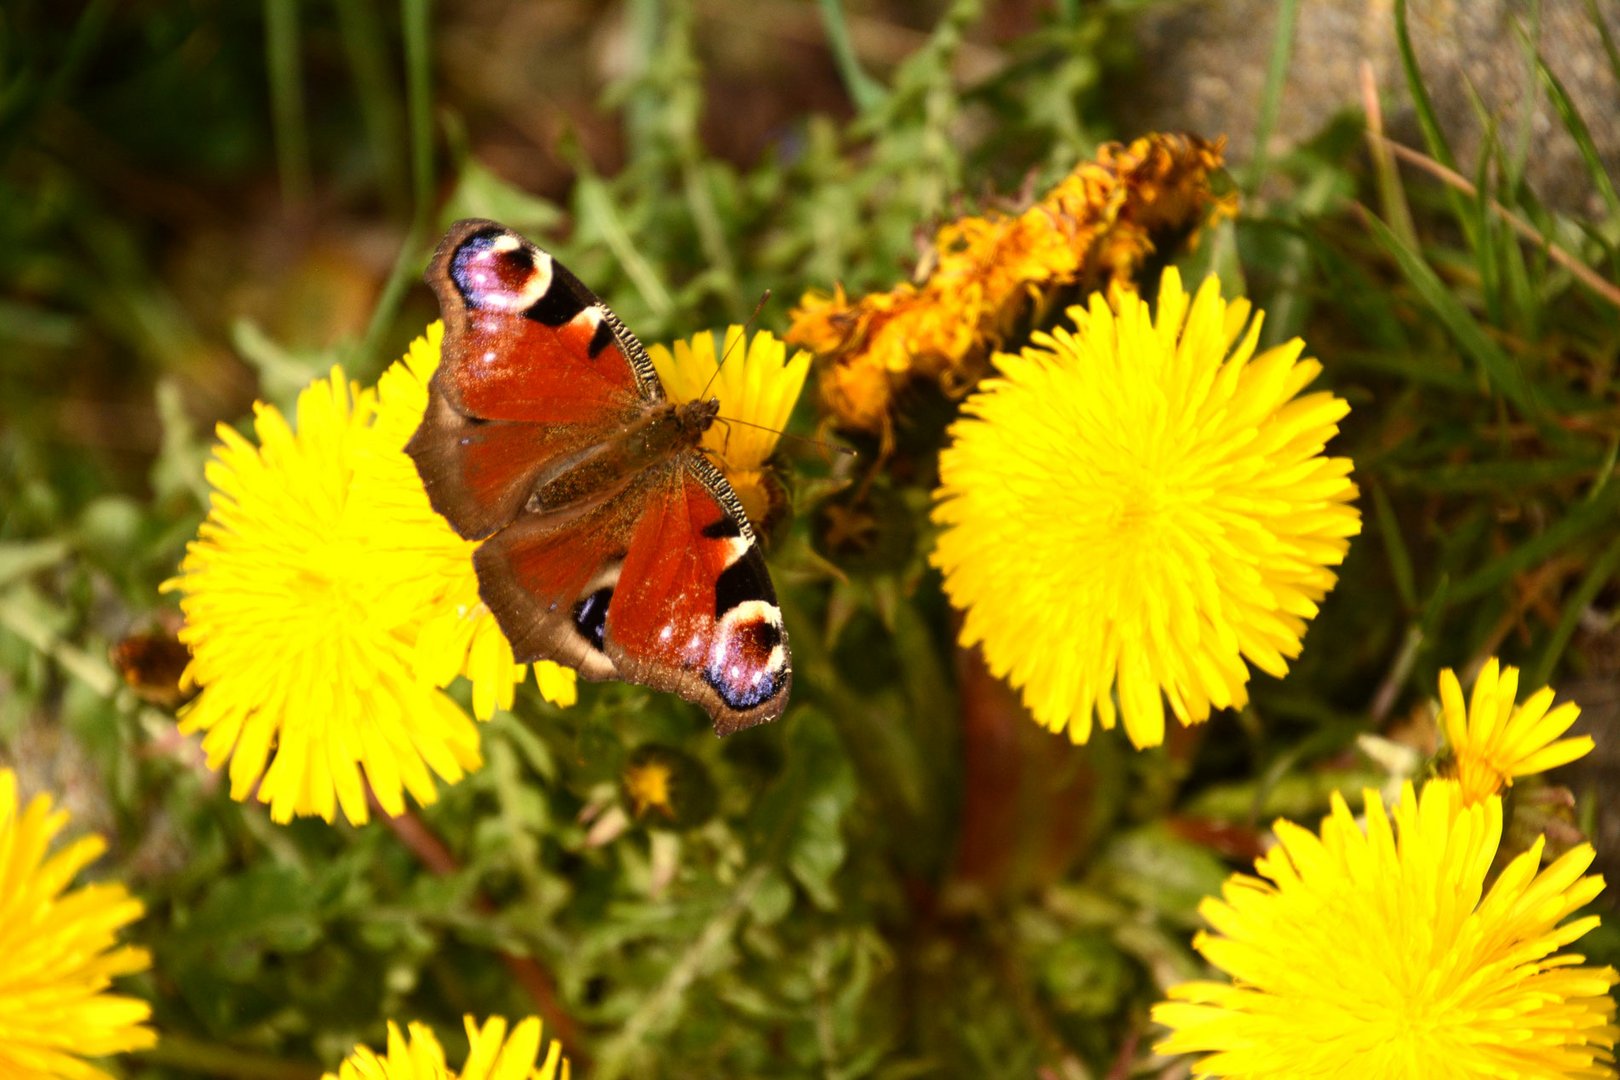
[0,538,67,586]
[443,160,565,237]
[1094,825,1230,928]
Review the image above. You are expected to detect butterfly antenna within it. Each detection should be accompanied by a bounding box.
[699,290,772,402]
[715,416,857,461]
[700,290,851,461]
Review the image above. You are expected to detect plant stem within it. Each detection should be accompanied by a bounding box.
[264,0,311,205]
[377,807,586,1058]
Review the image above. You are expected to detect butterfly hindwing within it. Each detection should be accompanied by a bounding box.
[470,490,639,681]
[410,218,792,732]
[606,458,790,733]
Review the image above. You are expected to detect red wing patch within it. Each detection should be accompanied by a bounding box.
[472,493,638,680]
[453,309,645,425]
[605,461,790,732]
[428,221,662,424]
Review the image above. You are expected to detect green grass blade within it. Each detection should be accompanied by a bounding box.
[335,0,409,219]
[264,0,310,205]
[816,0,887,112]
[1371,484,1417,611]
[576,170,675,320]
[1535,56,1620,218]
[1392,0,1474,243]
[1393,0,1456,169]
[681,160,741,317]
[402,0,434,212]
[1587,0,1620,85]
[1391,455,1606,494]
[1529,533,1620,687]
[1244,0,1300,194]
[1471,122,1503,325]
[1363,214,1538,416]
[0,0,111,163]
[356,0,435,369]
[1449,480,1620,603]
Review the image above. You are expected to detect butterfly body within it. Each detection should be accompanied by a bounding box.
[407,220,790,734]
[521,397,719,516]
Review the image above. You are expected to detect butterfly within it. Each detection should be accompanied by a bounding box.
[406,219,791,735]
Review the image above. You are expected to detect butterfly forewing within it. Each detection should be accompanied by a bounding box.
[409,221,657,540]
[408,219,791,732]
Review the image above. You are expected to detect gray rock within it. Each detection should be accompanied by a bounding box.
[1116,0,1620,215]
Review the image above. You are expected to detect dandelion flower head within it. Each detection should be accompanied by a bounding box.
[1152,780,1619,1078]
[324,1015,568,1080]
[932,268,1361,748]
[0,767,155,1080]
[357,323,578,717]
[1440,658,1592,805]
[167,369,482,824]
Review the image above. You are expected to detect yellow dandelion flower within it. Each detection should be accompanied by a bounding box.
[324,1015,568,1080]
[0,768,155,1080]
[356,323,578,716]
[619,744,718,828]
[646,326,810,526]
[1152,780,1619,1078]
[623,754,675,819]
[932,268,1361,748]
[1440,658,1593,805]
[167,369,483,825]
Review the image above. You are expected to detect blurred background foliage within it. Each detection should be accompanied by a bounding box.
[1,0,1619,1077]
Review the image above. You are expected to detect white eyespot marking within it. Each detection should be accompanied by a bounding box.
[482,350,496,364]
[703,600,788,710]
[529,251,555,302]
[659,624,673,643]
[733,600,779,627]
[721,534,751,568]
[471,248,554,313]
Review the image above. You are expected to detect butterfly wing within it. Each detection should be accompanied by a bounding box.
[471,454,792,731]
[407,219,663,540]
[604,456,791,733]
[470,488,636,682]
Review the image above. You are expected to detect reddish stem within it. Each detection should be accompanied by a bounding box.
[377,804,586,1059]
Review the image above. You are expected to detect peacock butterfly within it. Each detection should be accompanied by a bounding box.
[406,220,792,734]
